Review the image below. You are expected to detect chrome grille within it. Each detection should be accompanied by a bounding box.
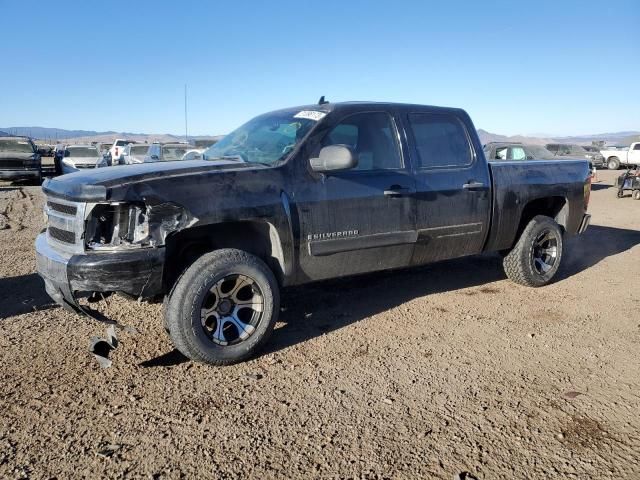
[47,201,77,216]
[44,196,86,254]
[48,226,75,244]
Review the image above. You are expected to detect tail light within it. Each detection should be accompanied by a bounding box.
[115,147,119,157]
[584,174,591,211]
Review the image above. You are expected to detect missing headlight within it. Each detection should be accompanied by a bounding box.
[86,203,149,250]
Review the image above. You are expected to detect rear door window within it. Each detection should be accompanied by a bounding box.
[408,113,473,168]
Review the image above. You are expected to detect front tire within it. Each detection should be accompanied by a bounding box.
[607,157,620,170]
[165,249,279,365]
[503,215,563,287]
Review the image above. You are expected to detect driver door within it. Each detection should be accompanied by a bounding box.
[294,110,417,282]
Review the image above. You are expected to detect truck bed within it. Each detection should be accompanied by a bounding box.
[484,159,591,252]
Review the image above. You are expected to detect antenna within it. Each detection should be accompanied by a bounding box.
[184,84,188,143]
[318,95,329,105]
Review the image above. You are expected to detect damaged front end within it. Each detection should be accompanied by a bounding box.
[36,186,195,318]
[84,201,193,251]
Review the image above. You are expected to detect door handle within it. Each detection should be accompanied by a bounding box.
[462,181,485,190]
[384,186,413,197]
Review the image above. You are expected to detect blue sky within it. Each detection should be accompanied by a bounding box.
[1,0,638,136]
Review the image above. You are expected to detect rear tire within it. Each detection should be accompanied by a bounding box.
[503,215,563,287]
[165,249,279,365]
[607,157,620,170]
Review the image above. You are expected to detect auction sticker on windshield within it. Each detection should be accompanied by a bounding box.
[294,110,326,121]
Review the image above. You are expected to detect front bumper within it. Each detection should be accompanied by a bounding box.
[0,169,41,181]
[577,214,591,235]
[35,233,165,310]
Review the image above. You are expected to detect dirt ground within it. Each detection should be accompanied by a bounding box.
[0,170,638,479]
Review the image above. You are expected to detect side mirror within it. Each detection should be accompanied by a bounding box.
[310,145,358,173]
[150,154,159,161]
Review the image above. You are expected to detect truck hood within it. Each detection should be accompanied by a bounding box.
[63,156,102,165]
[42,159,264,202]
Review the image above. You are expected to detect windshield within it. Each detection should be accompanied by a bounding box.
[162,145,189,161]
[0,139,34,153]
[526,145,556,160]
[130,145,149,156]
[67,147,99,157]
[203,110,320,165]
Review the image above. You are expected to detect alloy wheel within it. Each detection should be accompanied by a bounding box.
[200,274,264,346]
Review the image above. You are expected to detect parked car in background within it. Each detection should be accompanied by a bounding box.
[600,142,640,170]
[181,148,205,161]
[36,101,592,365]
[487,142,595,173]
[545,143,604,168]
[61,145,107,174]
[0,136,42,183]
[144,143,193,162]
[485,142,570,161]
[109,139,136,165]
[95,143,112,165]
[122,144,151,164]
[193,139,219,149]
[36,144,54,157]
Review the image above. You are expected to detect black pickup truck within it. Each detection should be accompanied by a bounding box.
[0,136,42,183]
[36,101,591,365]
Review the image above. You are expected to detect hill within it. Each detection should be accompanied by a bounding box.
[3,126,638,148]
[478,129,640,147]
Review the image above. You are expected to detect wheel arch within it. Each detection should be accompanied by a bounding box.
[163,220,287,292]
[513,196,569,246]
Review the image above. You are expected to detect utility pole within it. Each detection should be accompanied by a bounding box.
[184,84,188,144]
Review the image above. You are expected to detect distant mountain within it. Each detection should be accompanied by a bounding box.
[553,131,640,143]
[3,125,638,148]
[0,126,222,145]
[478,129,640,147]
[0,126,119,140]
[477,129,551,146]
[620,134,640,146]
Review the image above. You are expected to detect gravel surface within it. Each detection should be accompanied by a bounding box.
[0,170,639,479]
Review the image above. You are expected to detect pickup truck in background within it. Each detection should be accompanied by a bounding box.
[0,135,42,183]
[600,142,640,170]
[546,143,605,168]
[35,101,592,365]
[121,144,151,164]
